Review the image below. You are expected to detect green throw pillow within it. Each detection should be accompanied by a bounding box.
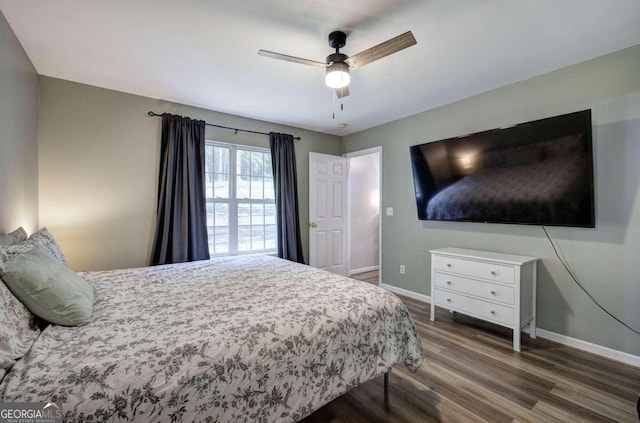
[0,247,94,326]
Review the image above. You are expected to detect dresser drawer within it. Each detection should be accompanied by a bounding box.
[432,255,515,284]
[433,272,515,305]
[434,289,514,327]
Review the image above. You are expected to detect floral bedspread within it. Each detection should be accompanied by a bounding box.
[0,255,423,422]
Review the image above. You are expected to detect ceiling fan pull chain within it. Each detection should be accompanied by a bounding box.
[332,88,335,119]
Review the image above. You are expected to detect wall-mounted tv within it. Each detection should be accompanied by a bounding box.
[409,110,595,227]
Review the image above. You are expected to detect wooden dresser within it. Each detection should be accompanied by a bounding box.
[430,247,538,351]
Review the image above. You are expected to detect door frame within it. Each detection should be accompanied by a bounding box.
[344,146,383,286]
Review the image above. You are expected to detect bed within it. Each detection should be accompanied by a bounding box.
[0,252,423,422]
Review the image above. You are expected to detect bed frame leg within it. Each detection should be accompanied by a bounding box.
[384,372,389,402]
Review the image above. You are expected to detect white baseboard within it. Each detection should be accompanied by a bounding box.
[381,283,431,303]
[382,284,640,368]
[525,327,640,368]
[349,265,379,276]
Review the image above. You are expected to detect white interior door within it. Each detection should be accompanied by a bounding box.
[309,152,347,275]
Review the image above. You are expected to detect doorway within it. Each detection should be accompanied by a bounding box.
[346,147,382,285]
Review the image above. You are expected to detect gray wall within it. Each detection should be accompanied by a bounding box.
[39,77,341,271]
[344,45,640,355]
[0,11,38,234]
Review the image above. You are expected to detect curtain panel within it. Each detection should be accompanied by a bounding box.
[150,114,210,265]
[269,133,305,264]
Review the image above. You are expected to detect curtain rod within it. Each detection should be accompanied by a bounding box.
[147,111,301,141]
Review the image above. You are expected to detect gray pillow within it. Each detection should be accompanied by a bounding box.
[28,228,67,265]
[0,247,94,326]
[0,227,27,246]
[0,227,67,265]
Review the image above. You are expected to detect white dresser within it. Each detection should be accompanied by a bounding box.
[430,247,538,351]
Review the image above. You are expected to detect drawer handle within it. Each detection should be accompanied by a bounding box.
[490,310,496,315]
[446,280,452,285]
[490,290,496,296]
[446,298,452,303]
[490,270,496,276]
[447,263,452,268]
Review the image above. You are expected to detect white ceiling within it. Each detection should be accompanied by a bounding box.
[2,0,640,136]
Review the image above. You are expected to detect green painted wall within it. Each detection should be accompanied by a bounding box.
[344,45,640,355]
[0,10,38,234]
[39,77,341,271]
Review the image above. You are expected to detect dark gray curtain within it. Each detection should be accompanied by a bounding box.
[150,114,210,265]
[270,133,305,263]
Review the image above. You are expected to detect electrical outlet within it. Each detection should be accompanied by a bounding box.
[386,207,394,216]
[400,264,405,274]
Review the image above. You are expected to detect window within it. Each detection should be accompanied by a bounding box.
[205,142,276,256]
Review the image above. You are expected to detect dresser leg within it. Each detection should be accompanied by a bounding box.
[513,328,521,352]
[430,301,435,321]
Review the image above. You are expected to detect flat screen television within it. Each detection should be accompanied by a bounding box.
[409,110,595,227]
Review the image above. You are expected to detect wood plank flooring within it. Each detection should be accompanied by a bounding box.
[301,270,640,422]
[349,269,379,285]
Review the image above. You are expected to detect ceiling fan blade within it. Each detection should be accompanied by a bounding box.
[336,86,350,99]
[258,50,326,68]
[344,31,417,70]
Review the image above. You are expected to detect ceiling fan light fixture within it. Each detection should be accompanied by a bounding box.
[325,61,350,89]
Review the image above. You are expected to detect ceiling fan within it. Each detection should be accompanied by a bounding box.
[258,30,417,98]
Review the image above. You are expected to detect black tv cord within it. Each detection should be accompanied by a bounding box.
[542,226,640,335]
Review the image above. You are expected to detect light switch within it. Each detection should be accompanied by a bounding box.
[386,207,394,216]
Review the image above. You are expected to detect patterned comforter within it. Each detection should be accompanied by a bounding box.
[0,255,423,422]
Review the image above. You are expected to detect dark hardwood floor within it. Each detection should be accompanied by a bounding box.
[349,269,380,285]
[301,270,640,422]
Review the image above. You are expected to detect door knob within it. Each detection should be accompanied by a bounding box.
[310,221,318,228]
